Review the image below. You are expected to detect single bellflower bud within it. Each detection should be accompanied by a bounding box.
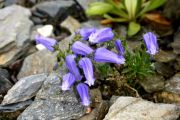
[61,73,76,91]
[114,40,125,55]
[79,58,95,86]
[77,83,91,106]
[89,28,114,44]
[72,41,93,56]
[65,55,82,80]
[94,47,125,64]
[78,28,96,40]
[35,35,57,51]
[143,32,158,55]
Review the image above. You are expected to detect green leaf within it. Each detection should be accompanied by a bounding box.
[103,14,128,22]
[127,22,141,36]
[105,0,125,10]
[140,0,166,15]
[124,0,138,20]
[86,2,113,16]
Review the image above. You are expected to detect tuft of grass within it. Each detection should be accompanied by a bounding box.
[122,45,154,82]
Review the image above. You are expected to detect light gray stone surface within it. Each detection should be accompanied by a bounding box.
[0,5,33,66]
[154,50,176,63]
[139,74,165,93]
[60,16,81,34]
[18,73,85,120]
[76,0,103,10]
[2,74,47,105]
[104,96,179,120]
[165,73,180,94]
[17,49,57,79]
[0,68,12,96]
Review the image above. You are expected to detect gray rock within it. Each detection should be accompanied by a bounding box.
[154,62,174,78]
[109,95,119,106]
[0,5,33,66]
[58,34,75,53]
[61,16,81,34]
[104,96,179,120]
[76,0,103,10]
[0,0,4,8]
[2,74,47,105]
[17,49,56,79]
[0,68,12,96]
[90,88,102,107]
[81,20,104,28]
[0,99,33,112]
[33,0,74,18]
[172,28,180,55]
[165,73,180,94]
[163,0,180,21]
[18,73,85,120]
[154,50,176,63]
[0,100,33,120]
[32,0,86,25]
[139,74,165,93]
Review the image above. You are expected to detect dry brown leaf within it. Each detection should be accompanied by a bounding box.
[144,13,171,26]
[101,19,113,25]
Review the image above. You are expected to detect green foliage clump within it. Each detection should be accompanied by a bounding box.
[86,0,166,36]
[123,45,154,82]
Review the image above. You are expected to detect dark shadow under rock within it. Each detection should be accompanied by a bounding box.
[0,99,33,120]
[0,68,13,101]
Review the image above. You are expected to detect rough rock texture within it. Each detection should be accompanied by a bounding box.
[17,49,56,79]
[154,50,176,63]
[139,74,165,93]
[172,27,180,55]
[58,34,75,53]
[76,0,103,10]
[18,73,85,120]
[2,74,47,105]
[104,96,179,120]
[0,100,33,120]
[31,0,86,25]
[163,0,180,21]
[0,68,12,96]
[60,16,81,34]
[0,5,33,66]
[154,62,174,78]
[165,73,180,94]
[81,20,104,28]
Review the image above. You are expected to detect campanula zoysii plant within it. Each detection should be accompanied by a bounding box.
[35,27,159,107]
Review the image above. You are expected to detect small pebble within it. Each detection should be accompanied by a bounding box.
[37,25,53,37]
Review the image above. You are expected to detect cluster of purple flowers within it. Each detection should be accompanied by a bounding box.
[62,27,127,106]
[35,27,159,107]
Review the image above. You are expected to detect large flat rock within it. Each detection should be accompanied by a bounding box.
[2,74,47,105]
[104,97,179,120]
[0,5,33,66]
[17,49,57,79]
[18,73,85,120]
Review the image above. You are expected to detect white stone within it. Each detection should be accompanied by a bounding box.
[36,44,46,51]
[37,25,53,37]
